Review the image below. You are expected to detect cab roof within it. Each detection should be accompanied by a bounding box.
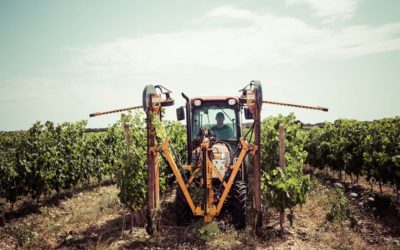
[190,96,239,105]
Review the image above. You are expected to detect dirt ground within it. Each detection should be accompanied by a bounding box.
[1,173,399,250]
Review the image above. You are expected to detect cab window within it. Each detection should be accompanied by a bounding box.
[192,106,236,140]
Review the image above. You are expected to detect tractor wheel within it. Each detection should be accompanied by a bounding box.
[229,181,247,229]
[175,187,194,226]
[242,155,250,183]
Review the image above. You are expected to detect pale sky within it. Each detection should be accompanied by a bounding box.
[1,0,399,130]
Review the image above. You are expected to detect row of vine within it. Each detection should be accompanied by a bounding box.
[2,113,398,220]
[0,112,186,214]
[305,117,400,193]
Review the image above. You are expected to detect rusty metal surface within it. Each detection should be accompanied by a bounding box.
[89,105,143,117]
[264,100,328,112]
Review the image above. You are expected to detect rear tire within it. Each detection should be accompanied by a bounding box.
[241,155,250,183]
[175,186,194,226]
[229,181,247,229]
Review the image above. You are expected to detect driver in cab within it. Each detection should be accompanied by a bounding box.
[211,112,234,140]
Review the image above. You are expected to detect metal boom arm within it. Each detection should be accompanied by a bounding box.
[89,105,143,117]
[263,100,328,112]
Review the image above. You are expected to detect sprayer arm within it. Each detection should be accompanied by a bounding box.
[263,100,328,112]
[89,105,142,117]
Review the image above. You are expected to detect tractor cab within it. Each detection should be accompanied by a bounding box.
[176,96,248,164]
[190,97,241,141]
[175,95,251,193]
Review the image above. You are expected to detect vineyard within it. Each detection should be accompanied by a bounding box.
[305,117,400,195]
[0,112,187,212]
[1,113,400,249]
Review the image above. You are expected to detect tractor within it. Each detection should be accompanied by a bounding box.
[90,81,327,234]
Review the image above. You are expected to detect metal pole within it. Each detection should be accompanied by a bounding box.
[147,114,155,213]
[278,124,286,234]
[254,109,262,235]
[146,110,161,234]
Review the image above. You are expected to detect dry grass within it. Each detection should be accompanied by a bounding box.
[0,185,129,249]
[1,175,399,249]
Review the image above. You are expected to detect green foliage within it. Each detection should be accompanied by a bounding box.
[165,120,187,164]
[325,187,350,224]
[305,117,400,188]
[260,114,310,213]
[0,131,25,202]
[0,109,188,214]
[161,120,187,185]
[260,113,308,172]
[149,111,168,142]
[114,112,148,211]
[115,112,187,211]
[192,221,219,241]
[0,120,118,203]
[264,167,310,211]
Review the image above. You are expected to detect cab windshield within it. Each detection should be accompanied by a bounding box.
[192,105,236,140]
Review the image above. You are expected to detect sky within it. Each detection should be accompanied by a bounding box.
[0,0,399,130]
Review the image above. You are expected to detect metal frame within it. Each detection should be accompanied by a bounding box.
[159,138,257,222]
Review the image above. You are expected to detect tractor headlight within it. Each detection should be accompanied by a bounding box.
[193,99,202,106]
[228,98,236,106]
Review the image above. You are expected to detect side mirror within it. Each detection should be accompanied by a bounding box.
[176,106,185,121]
[244,108,253,120]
